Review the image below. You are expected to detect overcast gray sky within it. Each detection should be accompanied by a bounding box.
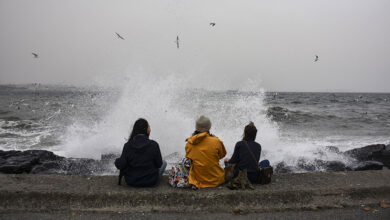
[0,0,389,92]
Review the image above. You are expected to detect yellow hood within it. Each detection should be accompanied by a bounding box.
[186,132,208,145]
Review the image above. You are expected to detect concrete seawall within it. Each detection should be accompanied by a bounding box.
[1,170,390,213]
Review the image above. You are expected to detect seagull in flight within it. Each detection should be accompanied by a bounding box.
[314,55,319,62]
[115,32,125,40]
[210,22,216,27]
[32,53,38,58]
[174,36,180,49]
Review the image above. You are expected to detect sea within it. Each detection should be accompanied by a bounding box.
[1,83,389,173]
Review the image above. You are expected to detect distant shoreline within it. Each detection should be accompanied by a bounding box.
[0,83,389,94]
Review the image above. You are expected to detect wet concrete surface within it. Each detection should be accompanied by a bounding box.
[0,170,389,214]
[1,207,390,220]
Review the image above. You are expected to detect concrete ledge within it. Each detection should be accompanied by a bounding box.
[0,170,390,213]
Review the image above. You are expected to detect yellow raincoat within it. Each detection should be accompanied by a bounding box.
[185,132,227,188]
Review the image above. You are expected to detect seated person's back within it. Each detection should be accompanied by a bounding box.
[226,122,261,183]
[115,118,166,187]
[185,116,226,188]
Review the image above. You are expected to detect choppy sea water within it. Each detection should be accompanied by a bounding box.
[0,84,389,173]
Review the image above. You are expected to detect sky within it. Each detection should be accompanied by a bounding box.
[0,0,389,92]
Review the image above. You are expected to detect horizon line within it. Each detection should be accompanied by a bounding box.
[0,83,389,94]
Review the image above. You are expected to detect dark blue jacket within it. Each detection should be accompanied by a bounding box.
[115,134,163,187]
[229,140,261,183]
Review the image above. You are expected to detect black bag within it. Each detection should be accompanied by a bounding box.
[259,166,273,184]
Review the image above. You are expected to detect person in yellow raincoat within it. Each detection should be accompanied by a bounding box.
[185,115,226,189]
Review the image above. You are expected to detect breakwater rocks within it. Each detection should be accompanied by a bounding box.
[275,144,390,173]
[0,150,114,175]
[0,144,389,175]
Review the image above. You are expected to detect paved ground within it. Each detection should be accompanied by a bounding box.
[1,207,390,220]
[0,170,389,214]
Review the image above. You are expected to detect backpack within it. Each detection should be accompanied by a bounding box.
[168,158,191,188]
[259,166,273,184]
[227,169,254,190]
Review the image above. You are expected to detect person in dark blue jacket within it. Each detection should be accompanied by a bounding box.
[115,118,167,187]
[224,122,261,183]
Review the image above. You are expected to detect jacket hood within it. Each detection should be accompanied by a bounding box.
[129,134,151,149]
[186,132,209,145]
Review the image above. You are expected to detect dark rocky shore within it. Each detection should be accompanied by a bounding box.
[275,144,390,173]
[0,150,114,175]
[0,144,389,175]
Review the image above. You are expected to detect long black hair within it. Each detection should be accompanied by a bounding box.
[242,121,257,141]
[128,118,149,141]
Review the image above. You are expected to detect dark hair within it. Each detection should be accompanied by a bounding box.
[243,121,257,141]
[128,118,149,141]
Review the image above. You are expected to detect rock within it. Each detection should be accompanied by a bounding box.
[0,153,39,173]
[344,144,385,160]
[0,150,65,174]
[0,150,22,159]
[1,144,388,175]
[101,153,119,161]
[0,149,107,175]
[352,161,383,171]
[274,162,295,174]
[344,144,390,168]
[314,159,347,171]
[24,150,63,162]
[30,161,63,174]
[324,161,347,171]
[275,159,346,173]
[297,158,316,172]
[371,149,390,168]
[293,159,347,172]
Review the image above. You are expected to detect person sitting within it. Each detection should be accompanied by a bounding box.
[185,115,227,189]
[224,122,261,184]
[115,118,166,187]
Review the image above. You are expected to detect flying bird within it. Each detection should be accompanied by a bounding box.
[210,22,216,27]
[174,36,180,49]
[115,32,125,40]
[314,55,319,62]
[32,53,38,58]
